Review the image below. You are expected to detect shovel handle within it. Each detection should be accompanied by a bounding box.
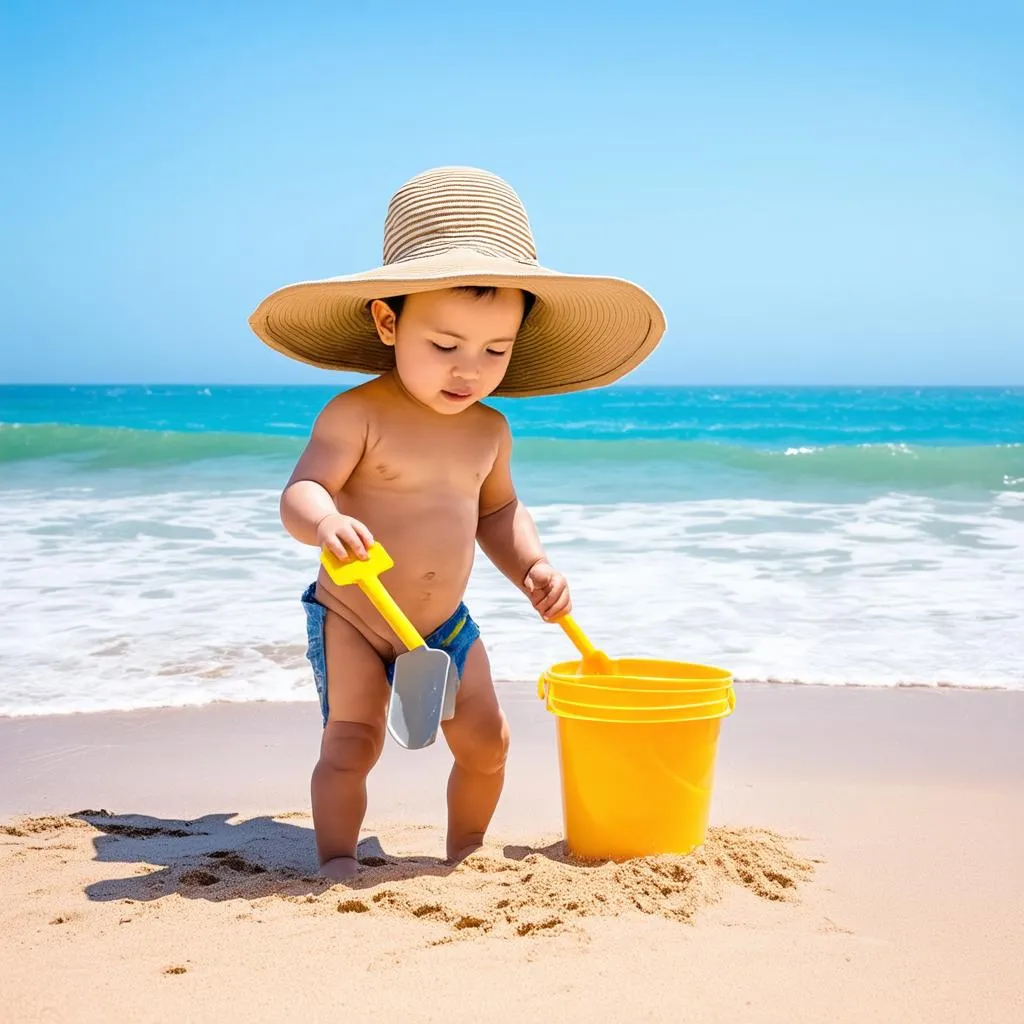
[356,575,426,653]
[556,614,597,659]
[320,546,426,653]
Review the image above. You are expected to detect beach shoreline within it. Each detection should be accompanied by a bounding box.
[5,681,1024,820]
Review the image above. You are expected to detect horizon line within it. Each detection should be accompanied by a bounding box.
[2,381,1022,390]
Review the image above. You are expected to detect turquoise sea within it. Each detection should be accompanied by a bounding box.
[2,385,1022,714]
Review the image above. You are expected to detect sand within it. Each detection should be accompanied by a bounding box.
[2,813,812,935]
[3,683,1023,1023]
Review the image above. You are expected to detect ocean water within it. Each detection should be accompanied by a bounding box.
[1,384,1022,716]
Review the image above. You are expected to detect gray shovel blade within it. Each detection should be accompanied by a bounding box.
[441,662,460,721]
[387,646,452,750]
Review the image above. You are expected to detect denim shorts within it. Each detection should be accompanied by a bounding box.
[300,583,481,727]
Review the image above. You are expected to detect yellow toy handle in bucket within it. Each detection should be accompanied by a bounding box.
[554,614,613,674]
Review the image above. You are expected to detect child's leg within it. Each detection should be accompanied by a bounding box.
[311,609,390,881]
[440,639,510,862]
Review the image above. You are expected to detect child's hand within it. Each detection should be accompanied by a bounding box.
[523,560,571,622]
[316,512,375,561]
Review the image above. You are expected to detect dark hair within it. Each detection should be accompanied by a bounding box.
[380,286,535,325]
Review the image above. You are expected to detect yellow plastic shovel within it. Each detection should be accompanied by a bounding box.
[555,614,613,674]
[320,543,457,750]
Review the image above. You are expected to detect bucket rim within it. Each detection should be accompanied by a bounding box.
[543,681,737,723]
[539,677,735,698]
[546,701,735,724]
[548,694,734,714]
[542,657,733,687]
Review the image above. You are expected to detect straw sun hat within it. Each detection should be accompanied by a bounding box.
[248,167,666,397]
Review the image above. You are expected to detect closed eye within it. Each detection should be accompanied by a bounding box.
[431,342,457,353]
[487,349,511,357]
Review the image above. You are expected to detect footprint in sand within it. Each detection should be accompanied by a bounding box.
[179,869,220,887]
[207,851,268,875]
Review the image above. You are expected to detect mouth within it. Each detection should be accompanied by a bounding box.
[440,389,473,402]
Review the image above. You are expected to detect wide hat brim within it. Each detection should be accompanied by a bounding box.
[248,248,665,397]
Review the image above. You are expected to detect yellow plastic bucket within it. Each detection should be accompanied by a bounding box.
[538,658,735,861]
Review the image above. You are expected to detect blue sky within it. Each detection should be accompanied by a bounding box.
[2,1,1022,386]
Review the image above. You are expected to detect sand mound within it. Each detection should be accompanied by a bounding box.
[2,815,92,837]
[3,812,814,938]
[333,827,813,936]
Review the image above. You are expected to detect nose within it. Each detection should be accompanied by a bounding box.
[452,357,481,381]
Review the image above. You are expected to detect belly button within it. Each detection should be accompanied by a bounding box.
[423,571,436,581]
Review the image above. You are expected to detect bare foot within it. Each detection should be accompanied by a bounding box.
[320,856,361,882]
[446,842,484,865]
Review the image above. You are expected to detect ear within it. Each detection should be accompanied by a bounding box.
[369,299,397,347]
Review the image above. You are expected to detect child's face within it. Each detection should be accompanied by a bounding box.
[371,288,524,414]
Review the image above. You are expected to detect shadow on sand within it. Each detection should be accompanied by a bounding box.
[70,809,513,903]
[71,806,569,905]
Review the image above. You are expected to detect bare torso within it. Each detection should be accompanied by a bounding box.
[309,375,504,658]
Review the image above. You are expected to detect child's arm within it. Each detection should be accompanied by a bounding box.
[280,395,374,559]
[477,416,571,621]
